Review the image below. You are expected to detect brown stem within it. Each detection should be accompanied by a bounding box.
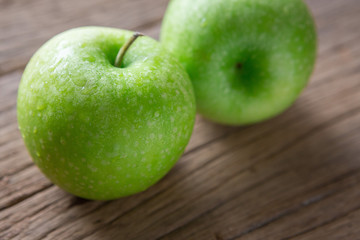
[114,32,144,68]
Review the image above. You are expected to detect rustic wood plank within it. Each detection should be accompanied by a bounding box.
[1,0,360,239]
[0,166,52,211]
[27,66,360,239]
[0,186,104,239]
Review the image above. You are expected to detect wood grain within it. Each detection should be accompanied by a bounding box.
[1,0,360,239]
[0,0,166,75]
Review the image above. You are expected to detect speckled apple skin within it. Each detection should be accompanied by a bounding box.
[161,0,317,125]
[17,27,196,200]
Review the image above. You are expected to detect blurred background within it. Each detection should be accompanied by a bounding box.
[1,0,360,239]
[0,0,168,75]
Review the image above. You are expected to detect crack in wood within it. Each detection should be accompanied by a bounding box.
[0,183,53,211]
[155,172,287,240]
[283,204,360,240]
[227,169,360,240]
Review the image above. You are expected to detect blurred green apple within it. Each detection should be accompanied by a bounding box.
[161,0,317,125]
[17,27,196,200]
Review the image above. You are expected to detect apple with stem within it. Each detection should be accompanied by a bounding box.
[17,27,196,200]
[161,0,317,125]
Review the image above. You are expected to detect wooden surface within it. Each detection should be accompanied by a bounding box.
[1,0,360,239]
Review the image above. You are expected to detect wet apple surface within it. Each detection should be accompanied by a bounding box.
[161,0,317,125]
[17,27,196,200]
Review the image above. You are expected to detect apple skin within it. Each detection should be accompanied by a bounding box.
[17,27,196,200]
[161,0,317,125]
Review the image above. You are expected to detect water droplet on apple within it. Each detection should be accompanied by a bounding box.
[85,56,96,62]
[37,102,45,110]
[200,18,207,27]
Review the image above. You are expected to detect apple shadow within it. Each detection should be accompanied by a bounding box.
[63,100,359,239]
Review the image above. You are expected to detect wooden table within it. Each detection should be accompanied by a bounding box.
[1,0,360,239]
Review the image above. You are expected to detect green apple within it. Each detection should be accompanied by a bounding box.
[161,0,317,125]
[17,27,196,200]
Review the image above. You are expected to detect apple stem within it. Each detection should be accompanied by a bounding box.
[114,32,144,68]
